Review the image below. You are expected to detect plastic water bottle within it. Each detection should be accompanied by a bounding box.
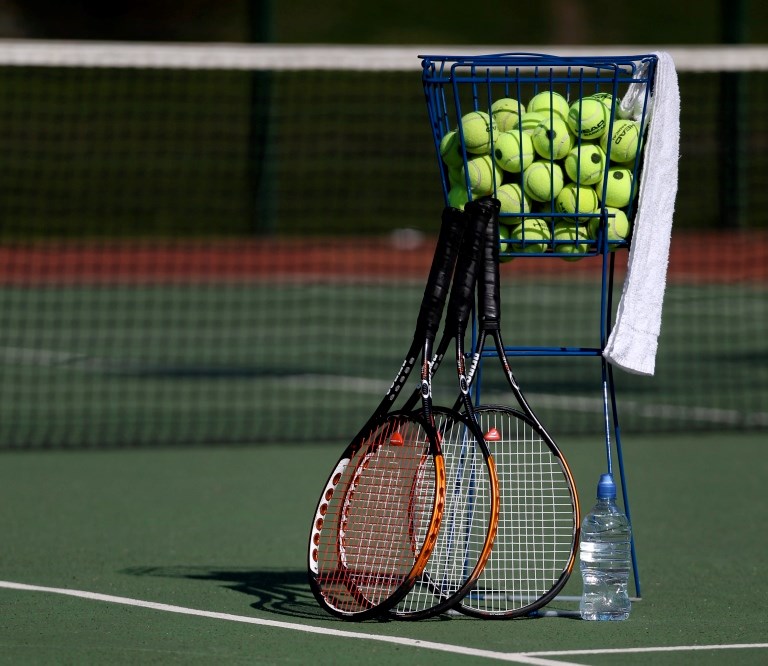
[579,473,632,621]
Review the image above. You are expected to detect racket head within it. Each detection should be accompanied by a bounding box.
[458,404,579,618]
[308,410,446,620]
[389,406,499,619]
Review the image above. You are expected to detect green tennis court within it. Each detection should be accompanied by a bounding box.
[1,431,766,664]
[2,263,766,449]
[2,263,766,665]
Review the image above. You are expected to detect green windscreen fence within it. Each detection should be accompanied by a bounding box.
[0,43,765,448]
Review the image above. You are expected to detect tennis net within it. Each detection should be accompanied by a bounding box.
[0,41,766,448]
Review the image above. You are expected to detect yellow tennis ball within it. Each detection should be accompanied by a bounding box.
[518,111,547,135]
[439,130,464,169]
[461,154,501,195]
[564,143,606,185]
[588,207,630,249]
[532,116,572,161]
[498,223,516,262]
[460,110,498,154]
[447,185,469,210]
[491,97,526,132]
[448,166,463,187]
[600,119,641,163]
[589,92,615,112]
[555,182,600,222]
[523,161,564,202]
[509,218,551,253]
[493,130,535,173]
[527,90,569,123]
[596,167,635,208]
[497,182,531,213]
[567,96,611,140]
[553,222,591,261]
[530,199,556,224]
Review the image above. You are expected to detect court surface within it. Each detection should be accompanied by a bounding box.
[1,431,766,665]
[2,259,766,449]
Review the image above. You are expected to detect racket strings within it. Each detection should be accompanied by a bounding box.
[314,416,438,614]
[394,411,495,616]
[462,409,577,615]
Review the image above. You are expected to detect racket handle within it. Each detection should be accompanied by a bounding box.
[447,200,489,333]
[476,197,502,331]
[416,206,468,340]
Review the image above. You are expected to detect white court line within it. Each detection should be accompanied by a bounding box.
[1,581,766,665]
[0,580,575,666]
[2,345,767,426]
[289,375,768,427]
[529,644,768,657]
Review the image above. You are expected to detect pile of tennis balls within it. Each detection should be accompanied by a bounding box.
[441,90,641,260]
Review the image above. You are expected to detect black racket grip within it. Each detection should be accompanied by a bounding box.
[415,206,468,340]
[476,197,502,331]
[447,200,488,333]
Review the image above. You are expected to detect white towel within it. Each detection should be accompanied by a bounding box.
[603,51,680,376]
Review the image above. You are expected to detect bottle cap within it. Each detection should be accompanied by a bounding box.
[596,473,617,499]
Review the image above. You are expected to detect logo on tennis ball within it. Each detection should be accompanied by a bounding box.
[584,120,604,135]
[614,122,636,142]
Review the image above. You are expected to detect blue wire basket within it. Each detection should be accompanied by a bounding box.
[420,52,658,260]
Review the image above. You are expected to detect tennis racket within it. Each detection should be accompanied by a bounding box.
[389,200,500,620]
[307,206,466,621]
[458,196,581,618]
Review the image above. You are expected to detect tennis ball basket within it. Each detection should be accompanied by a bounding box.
[420,52,658,260]
[420,52,662,600]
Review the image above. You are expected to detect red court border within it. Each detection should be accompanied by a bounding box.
[0,231,764,285]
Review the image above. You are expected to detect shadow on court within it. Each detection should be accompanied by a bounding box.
[122,566,331,620]
[120,566,575,623]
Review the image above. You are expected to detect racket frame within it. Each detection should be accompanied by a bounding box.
[307,207,466,620]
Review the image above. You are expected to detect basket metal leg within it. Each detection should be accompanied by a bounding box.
[603,360,642,599]
[603,252,642,599]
